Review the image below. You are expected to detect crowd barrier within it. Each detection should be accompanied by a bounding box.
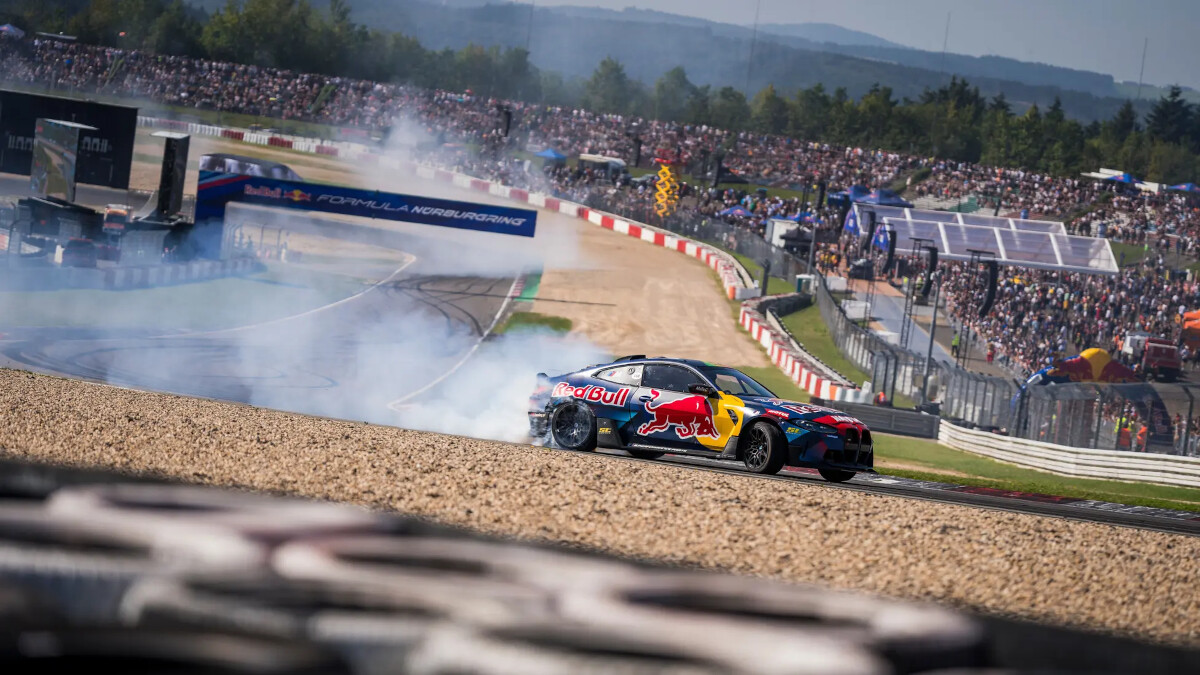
[134,115,857,400]
[939,422,1200,489]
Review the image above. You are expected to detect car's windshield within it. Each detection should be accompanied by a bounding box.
[699,367,775,397]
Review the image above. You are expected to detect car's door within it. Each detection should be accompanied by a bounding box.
[590,364,643,443]
[631,364,721,451]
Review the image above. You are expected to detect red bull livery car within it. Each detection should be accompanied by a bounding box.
[528,356,873,482]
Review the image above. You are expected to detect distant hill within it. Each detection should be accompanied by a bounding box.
[757,22,907,50]
[182,0,1151,121]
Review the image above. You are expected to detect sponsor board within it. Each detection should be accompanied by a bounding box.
[197,170,536,237]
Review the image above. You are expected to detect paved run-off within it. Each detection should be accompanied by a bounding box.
[1,368,1197,646]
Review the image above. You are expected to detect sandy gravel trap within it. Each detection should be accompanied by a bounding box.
[0,368,1197,648]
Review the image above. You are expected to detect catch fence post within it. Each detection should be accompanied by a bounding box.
[1185,388,1195,457]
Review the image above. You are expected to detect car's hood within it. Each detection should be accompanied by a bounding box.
[748,397,867,429]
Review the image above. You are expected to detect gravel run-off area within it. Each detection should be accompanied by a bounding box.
[2,368,1198,646]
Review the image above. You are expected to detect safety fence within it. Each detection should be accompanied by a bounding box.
[939,423,1200,488]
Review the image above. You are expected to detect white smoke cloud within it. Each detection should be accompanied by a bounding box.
[2,164,601,448]
[388,328,608,442]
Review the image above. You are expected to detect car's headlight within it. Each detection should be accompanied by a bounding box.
[793,419,838,435]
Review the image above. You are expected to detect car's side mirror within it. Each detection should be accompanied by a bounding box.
[688,384,719,398]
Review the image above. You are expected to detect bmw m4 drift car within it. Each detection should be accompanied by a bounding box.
[529,356,873,482]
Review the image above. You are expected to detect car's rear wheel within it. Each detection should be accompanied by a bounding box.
[742,422,785,475]
[550,402,597,452]
[818,468,856,483]
[627,450,665,460]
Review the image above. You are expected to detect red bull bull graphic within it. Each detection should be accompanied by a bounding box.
[551,382,631,407]
[637,389,720,439]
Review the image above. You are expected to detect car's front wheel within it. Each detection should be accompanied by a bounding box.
[550,402,597,452]
[818,468,856,483]
[742,422,786,475]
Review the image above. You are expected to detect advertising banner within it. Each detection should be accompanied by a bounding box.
[196,170,538,238]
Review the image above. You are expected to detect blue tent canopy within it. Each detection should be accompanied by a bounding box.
[1169,183,1200,193]
[828,185,912,208]
[718,206,753,218]
[1105,172,1143,184]
[534,148,567,161]
[786,211,823,224]
[0,24,24,38]
[859,188,913,207]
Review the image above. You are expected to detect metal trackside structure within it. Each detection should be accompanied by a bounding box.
[194,169,537,258]
[846,203,1118,275]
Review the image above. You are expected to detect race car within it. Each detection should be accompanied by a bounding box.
[528,356,873,482]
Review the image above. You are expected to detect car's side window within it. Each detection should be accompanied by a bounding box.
[595,365,643,387]
[642,364,704,392]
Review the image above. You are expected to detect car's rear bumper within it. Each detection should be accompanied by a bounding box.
[528,411,548,437]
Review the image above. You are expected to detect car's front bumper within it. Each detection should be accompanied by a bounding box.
[786,432,874,471]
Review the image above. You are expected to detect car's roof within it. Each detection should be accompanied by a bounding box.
[598,356,725,370]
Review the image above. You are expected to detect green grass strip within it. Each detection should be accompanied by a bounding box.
[495,311,572,335]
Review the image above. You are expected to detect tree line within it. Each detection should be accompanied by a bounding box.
[7,0,1200,184]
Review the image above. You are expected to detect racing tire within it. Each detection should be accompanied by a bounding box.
[819,468,857,483]
[742,422,786,475]
[549,402,597,452]
[626,450,665,460]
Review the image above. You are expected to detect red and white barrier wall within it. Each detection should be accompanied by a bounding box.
[739,305,868,404]
[137,116,860,400]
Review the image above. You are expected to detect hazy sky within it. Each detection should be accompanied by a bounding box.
[534,0,1200,90]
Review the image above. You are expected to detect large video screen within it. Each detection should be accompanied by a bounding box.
[0,90,137,189]
[30,119,81,202]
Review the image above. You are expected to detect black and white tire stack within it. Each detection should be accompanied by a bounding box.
[0,460,1078,674]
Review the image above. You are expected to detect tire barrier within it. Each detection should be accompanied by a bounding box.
[0,626,351,674]
[1,456,1189,674]
[0,505,260,624]
[556,571,986,675]
[45,483,390,544]
[404,622,887,675]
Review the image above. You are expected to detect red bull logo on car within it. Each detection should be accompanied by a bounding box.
[637,389,720,439]
[551,382,631,407]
